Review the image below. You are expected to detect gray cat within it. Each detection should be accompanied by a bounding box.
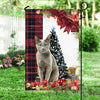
[35,35,59,82]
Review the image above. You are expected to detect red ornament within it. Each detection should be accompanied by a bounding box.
[73,79,79,85]
[46,87,50,90]
[51,83,56,88]
[41,80,48,87]
[62,82,67,86]
[49,82,53,85]
[47,16,50,18]
[54,16,56,19]
[35,81,40,86]
[76,84,79,90]
[69,83,75,89]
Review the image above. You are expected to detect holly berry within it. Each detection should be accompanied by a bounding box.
[62,87,66,90]
[51,83,56,88]
[47,16,50,18]
[46,87,50,90]
[46,10,49,14]
[62,82,67,86]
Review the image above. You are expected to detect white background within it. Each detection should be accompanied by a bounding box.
[43,15,79,67]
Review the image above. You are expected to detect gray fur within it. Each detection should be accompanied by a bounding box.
[35,35,59,82]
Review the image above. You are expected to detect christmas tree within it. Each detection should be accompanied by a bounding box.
[50,27,69,79]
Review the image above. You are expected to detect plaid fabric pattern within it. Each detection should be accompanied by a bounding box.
[25,9,43,90]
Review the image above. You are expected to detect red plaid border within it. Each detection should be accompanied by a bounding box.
[25,9,43,90]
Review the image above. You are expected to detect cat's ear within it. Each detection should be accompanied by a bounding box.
[45,35,50,42]
[35,36,40,44]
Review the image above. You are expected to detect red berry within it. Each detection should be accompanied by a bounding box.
[54,16,56,19]
[74,79,79,85]
[62,82,67,86]
[62,87,66,90]
[49,82,53,85]
[41,80,48,87]
[43,80,48,85]
[46,10,49,14]
[44,84,47,87]
[35,81,40,86]
[51,14,55,17]
[60,80,63,85]
[47,16,50,18]
[46,87,50,90]
[56,79,61,84]
[51,83,56,88]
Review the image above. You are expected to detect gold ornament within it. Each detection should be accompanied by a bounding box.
[71,86,78,91]
[71,9,78,15]
[36,10,41,14]
[26,83,31,88]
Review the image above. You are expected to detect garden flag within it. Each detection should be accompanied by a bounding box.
[25,9,79,90]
